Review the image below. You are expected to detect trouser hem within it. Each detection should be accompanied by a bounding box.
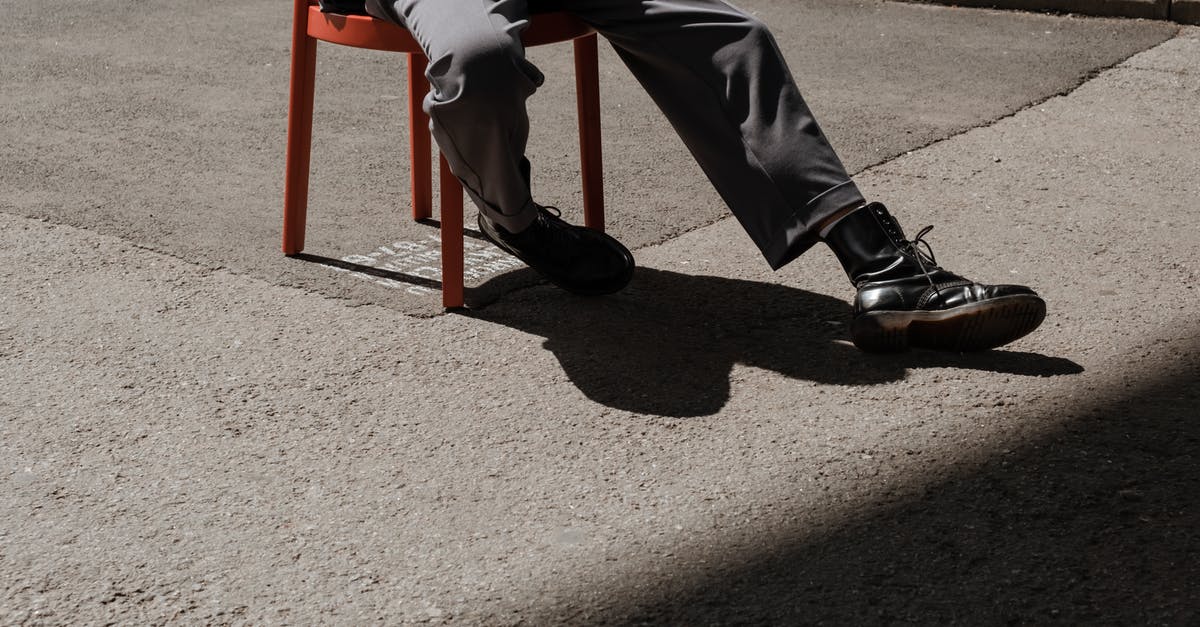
[762,180,865,270]
[490,198,539,234]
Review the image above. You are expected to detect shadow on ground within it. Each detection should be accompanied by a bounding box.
[524,329,1200,624]
[466,268,1081,417]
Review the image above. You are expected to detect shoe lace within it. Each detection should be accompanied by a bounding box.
[904,224,940,292]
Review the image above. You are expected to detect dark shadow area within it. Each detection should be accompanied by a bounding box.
[465,268,1081,417]
[289,252,442,291]
[531,334,1200,624]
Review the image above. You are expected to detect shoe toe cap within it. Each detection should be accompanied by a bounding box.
[983,283,1041,299]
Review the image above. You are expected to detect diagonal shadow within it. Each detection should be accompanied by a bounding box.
[290,223,545,305]
[413,217,489,242]
[466,268,1081,417]
[522,329,1200,624]
[289,252,444,291]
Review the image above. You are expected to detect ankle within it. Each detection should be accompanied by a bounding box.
[820,202,917,285]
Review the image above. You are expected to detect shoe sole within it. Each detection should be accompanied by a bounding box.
[851,294,1047,353]
[476,215,634,297]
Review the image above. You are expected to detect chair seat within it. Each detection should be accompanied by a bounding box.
[307,6,594,53]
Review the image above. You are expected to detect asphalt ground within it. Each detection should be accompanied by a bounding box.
[2,2,1199,625]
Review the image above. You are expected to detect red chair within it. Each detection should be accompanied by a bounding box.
[283,0,606,308]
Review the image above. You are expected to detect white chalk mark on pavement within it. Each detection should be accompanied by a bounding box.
[331,234,523,295]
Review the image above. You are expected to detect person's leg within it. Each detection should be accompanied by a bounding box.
[366,0,542,233]
[567,0,1043,351]
[563,0,866,270]
[366,0,636,295]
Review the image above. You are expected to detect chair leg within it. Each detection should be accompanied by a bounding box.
[439,155,464,309]
[574,33,605,232]
[408,54,433,221]
[283,0,318,254]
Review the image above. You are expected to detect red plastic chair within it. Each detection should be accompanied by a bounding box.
[283,0,605,308]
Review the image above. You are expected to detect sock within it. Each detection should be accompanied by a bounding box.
[818,202,867,240]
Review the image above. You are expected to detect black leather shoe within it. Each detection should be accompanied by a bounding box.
[824,202,1046,352]
[478,206,635,296]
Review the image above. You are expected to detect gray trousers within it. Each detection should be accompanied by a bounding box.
[364,0,864,269]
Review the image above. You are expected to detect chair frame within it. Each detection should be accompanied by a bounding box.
[283,0,606,308]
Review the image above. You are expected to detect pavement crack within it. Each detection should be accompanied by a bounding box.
[1120,64,1197,77]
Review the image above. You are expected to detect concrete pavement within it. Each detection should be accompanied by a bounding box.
[2,2,1199,625]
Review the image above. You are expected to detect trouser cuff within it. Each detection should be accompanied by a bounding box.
[761,180,866,270]
[467,187,538,234]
